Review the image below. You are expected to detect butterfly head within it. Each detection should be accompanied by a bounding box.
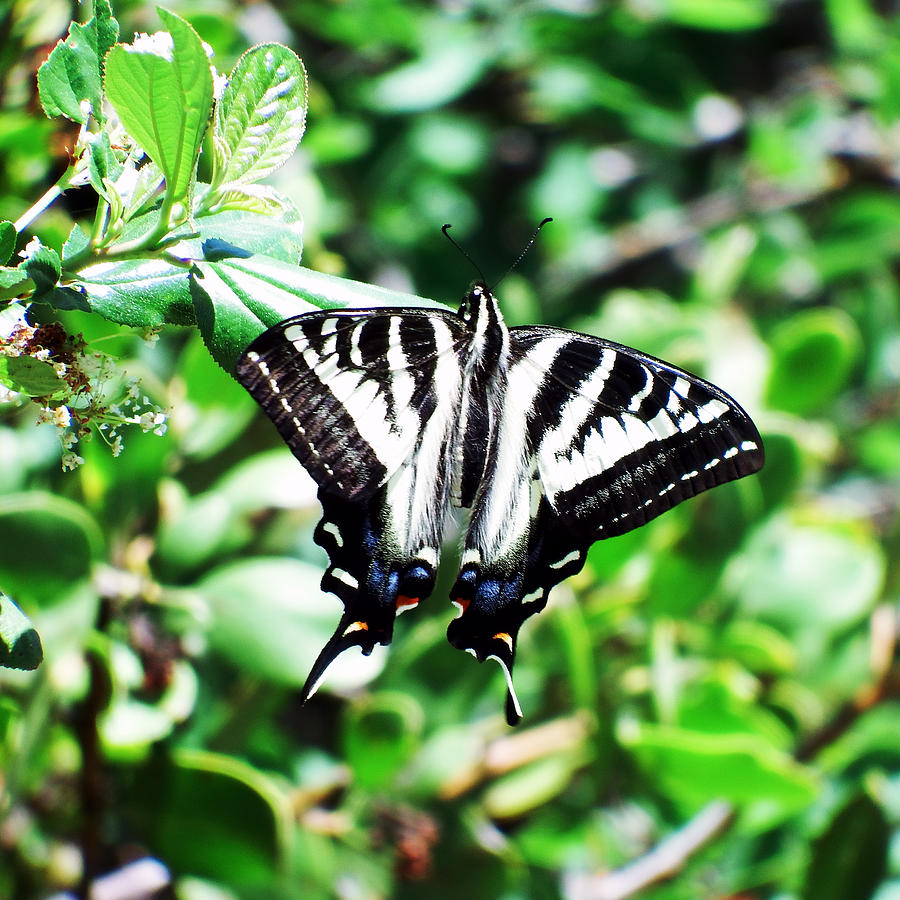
[457,282,495,326]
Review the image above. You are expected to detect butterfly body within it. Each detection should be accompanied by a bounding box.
[236,283,763,723]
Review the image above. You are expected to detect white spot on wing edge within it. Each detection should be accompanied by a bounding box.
[549,549,580,570]
[303,668,329,701]
[332,568,358,589]
[321,522,343,547]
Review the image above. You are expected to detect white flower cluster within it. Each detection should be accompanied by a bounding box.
[0,311,169,471]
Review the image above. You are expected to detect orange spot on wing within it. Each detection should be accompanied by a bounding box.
[493,632,513,650]
[453,597,471,612]
[396,595,419,610]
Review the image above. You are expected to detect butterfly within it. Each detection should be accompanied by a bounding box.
[235,279,763,724]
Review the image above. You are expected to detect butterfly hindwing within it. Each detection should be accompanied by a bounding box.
[301,483,440,702]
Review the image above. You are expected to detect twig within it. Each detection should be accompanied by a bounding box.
[74,597,112,898]
[564,800,735,900]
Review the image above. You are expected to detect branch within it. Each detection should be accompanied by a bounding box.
[796,604,900,763]
[564,800,735,900]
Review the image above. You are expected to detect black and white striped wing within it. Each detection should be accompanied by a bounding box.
[448,327,763,723]
[236,308,468,699]
[520,327,763,534]
[237,308,465,500]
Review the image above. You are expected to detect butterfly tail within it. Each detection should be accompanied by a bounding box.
[299,611,383,704]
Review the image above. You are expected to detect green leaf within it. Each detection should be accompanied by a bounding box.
[342,694,424,790]
[191,258,445,373]
[196,558,386,693]
[22,242,61,297]
[122,748,287,891]
[0,221,16,265]
[765,308,861,415]
[727,515,885,635]
[658,0,772,30]
[0,356,66,398]
[484,752,588,819]
[0,593,43,670]
[37,3,119,123]
[367,32,494,113]
[53,258,192,327]
[104,10,213,203]
[0,265,29,296]
[215,43,307,188]
[0,492,103,604]
[86,130,124,200]
[620,721,818,823]
[174,334,256,459]
[826,0,886,56]
[190,206,303,262]
[802,793,889,900]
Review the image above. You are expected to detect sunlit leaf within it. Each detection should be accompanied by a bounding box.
[215,43,307,187]
[191,257,444,373]
[104,11,213,202]
[37,1,119,123]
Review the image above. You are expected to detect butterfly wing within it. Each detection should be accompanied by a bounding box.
[237,308,469,500]
[237,308,469,699]
[448,326,763,723]
[520,327,764,535]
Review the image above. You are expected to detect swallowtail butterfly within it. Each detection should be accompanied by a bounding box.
[236,278,763,724]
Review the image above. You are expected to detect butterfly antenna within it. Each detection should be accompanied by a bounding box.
[442,223,488,285]
[493,217,553,290]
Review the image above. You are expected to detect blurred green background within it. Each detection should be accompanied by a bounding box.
[2,0,900,898]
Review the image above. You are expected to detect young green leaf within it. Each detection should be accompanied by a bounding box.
[22,242,61,297]
[214,44,307,188]
[0,356,66,398]
[37,2,119,123]
[104,10,213,204]
[0,593,43,671]
[86,130,124,202]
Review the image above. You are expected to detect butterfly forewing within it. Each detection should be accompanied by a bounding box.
[236,308,468,500]
[511,328,763,536]
[237,284,764,723]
